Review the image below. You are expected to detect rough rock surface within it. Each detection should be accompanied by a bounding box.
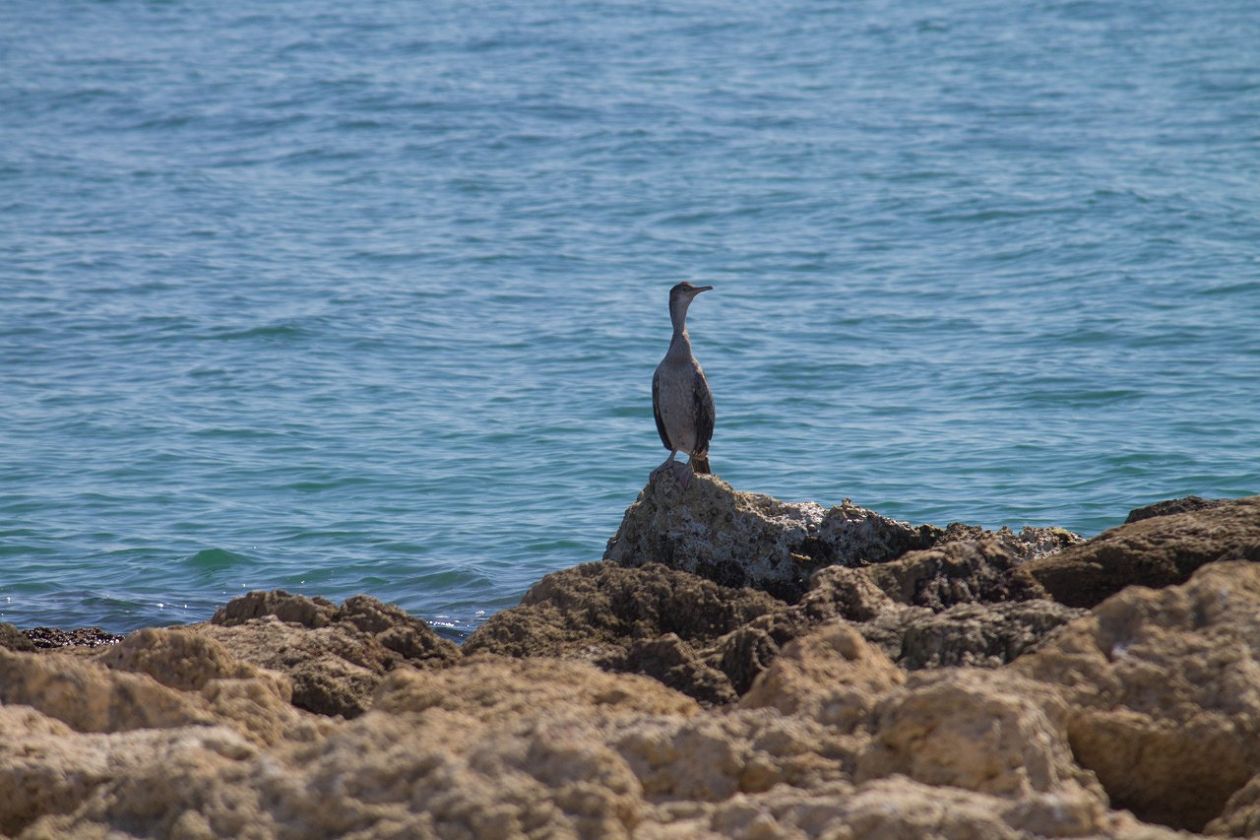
[1016,561,1260,831]
[604,472,937,601]
[374,654,700,721]
[464,561,780,660]
[860,599,1086,669]
[1125,495,1227,524]
[865,528,1075,610]
[4,487,1257,839]
[1,621,36,652]
[738,622,905,730]
[1027,495,1260,608]
[197,590,460,717]
[464,562,782,704]
[21,626,123,650]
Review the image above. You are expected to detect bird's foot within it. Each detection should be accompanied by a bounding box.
[673,460,693,489]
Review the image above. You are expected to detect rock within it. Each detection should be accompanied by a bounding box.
[1026,495,1260,608]
[1125,495,1227,524]
[1207,772,1260,837]
[464,562,782,704]
[0,566,1231,840]
[604,472,936,601]
[864,530,1074,611]
[1015,561,1260,831]
[22,627,123,650]
[0,704,258,839]
[374,655,700,722]
[613,709,858,803]
[210,589,336,628]
[95,628,286,696]
[711,569,1080,699]
[819,777,1106,840]
[0,646,217,734]
[860,599,1086,670]
[620,634,738,706]
[739,622,904,731]
[856,669,1104,801]
[198,590,460,717]
[1,621,36,652]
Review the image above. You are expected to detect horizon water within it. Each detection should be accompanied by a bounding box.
[2,0,1258,638]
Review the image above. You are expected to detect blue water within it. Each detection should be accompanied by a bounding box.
[2,0,1257,636]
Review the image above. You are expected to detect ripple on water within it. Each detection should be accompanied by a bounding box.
[0,0,1257,633]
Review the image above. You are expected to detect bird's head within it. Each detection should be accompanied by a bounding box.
[669,281,713,304]
[668,282,713,330]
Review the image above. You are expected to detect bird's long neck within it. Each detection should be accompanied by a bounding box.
[668,299,693,358]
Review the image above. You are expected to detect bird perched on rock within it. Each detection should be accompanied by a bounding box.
[651,281,715,486]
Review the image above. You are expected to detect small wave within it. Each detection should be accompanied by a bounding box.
[183,548,254,571]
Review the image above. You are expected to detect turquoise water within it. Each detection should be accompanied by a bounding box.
[2,0,1257,636]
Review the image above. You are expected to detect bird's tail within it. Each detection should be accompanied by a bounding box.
[691,453,711,475]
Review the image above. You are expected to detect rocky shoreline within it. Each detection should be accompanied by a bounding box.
[2,473,1259,838]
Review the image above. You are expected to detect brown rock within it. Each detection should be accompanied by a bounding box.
[1027,495,1260,608]
[1207,772,1260,837]
[198,590,459,717]
[374,655,700,722]
[0,647,217,734]
[466,562,780,657]
[210,589,336,628]
[0,704,258,839]
[864,530,1073,611]
[620,634,738,706]
[711,567,1079,698]
[0,621,36,652]
[860,599,1086,670]
[1125,495,1226,524]
[603,472,935,601]
[857,669,1104,801]
[1015,561,1260,830]
[739,622,905,731]
[464,562,782,703]
[22,626,123,650]
[95,628,284,695]
[614,709,857,803]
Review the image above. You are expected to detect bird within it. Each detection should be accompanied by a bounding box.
[651,281,715,486]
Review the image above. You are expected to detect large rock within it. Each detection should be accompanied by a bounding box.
[1015,561,1260,831]
[613,709,858,803]
[0,622,35,652]
[1125,495,1226,524]
[1208,772,1260,837]
[0,574,1228,840]
[856,669,1104,801]
[197,590,460,718]
[0,634,325,752]
[860,599,1085,670]
[464,562,782,704]
[464,562,780,660]
[739,622,905,730]
[604,472,937,602]
[712,567,1082,698]
[1026,495,1260,608]
[374,655,700,722]
[0,704,259,839]
[864,528,1077,611]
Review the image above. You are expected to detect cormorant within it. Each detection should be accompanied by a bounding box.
[651,282,715,485]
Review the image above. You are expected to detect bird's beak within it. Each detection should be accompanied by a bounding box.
[694,285,713,294]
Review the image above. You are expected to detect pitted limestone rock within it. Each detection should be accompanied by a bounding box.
[604,472,936,602]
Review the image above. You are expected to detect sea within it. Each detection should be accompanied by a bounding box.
[2,0,1257,638]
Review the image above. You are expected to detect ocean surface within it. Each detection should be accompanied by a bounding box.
[2,0,1257,637]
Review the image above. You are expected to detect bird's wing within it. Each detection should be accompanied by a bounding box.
[651,367,672,450]
[692,365,715,456]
